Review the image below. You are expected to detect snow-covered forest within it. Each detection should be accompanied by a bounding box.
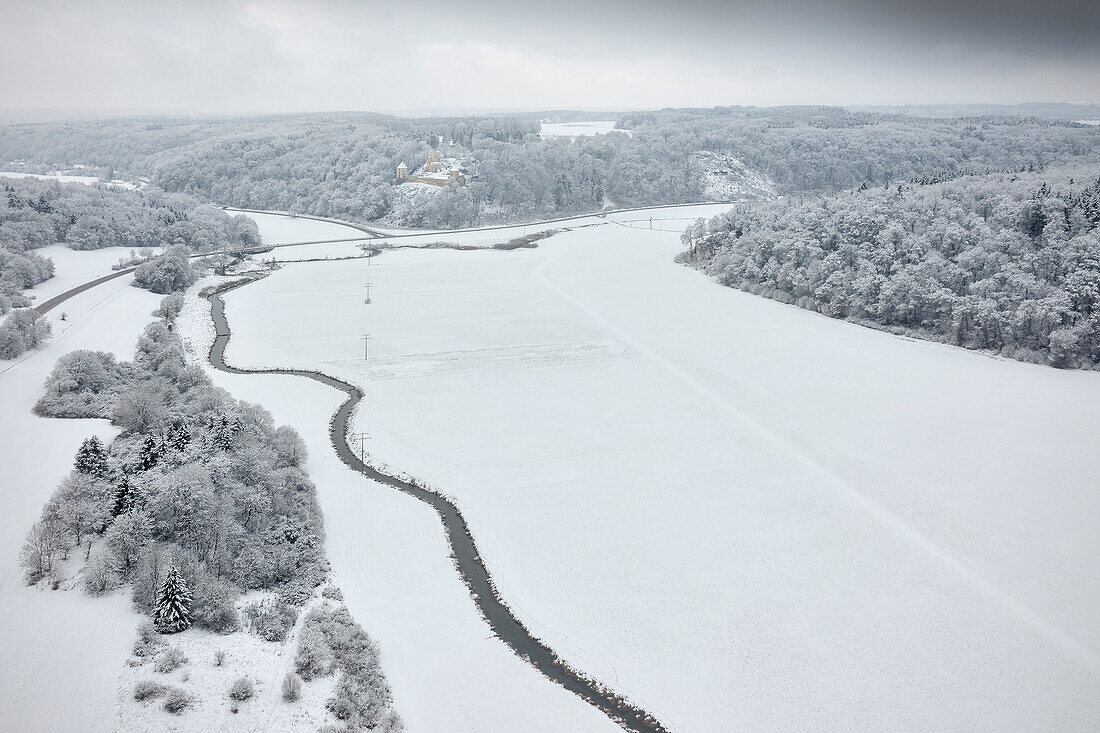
[0,178,259,358]
[23,295,401,729]
[683,167,1100,367]
[1,107,1096,228]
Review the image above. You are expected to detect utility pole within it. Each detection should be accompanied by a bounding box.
[349,431,370,464]
[361,333,372,360]
[364,283,372,304]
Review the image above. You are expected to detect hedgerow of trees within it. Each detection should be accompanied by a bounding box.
[683,167,1100,368]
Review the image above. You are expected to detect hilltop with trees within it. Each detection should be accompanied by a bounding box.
[1,107,1096,229]
[682,166,1100,368]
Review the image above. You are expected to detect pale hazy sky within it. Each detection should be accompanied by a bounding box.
[1,0,1098,114]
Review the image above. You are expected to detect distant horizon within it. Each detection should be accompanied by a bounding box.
[3,100,1100,125]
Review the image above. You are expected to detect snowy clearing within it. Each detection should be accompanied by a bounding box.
[539,121,631,138]
[215,207,1100,730]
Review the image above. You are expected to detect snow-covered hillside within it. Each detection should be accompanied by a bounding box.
[691,151,776,200]
[211,208,1100,730]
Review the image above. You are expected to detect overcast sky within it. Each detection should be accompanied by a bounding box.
[1,0,1098,115]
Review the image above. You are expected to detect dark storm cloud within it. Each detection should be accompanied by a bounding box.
[0,0,1096,114]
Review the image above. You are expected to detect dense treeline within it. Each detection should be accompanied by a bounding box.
[0,177,259,358]
[1,177,260,258]
[683,167,1100,368]
[621,107,1099,194]
[3,107,1095,229]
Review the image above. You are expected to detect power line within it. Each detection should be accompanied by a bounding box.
[349,431,370,464]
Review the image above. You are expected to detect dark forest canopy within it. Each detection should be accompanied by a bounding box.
[1,107,1096,229]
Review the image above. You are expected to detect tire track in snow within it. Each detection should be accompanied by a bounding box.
[203,277,669,733]
[533,240,1100,679]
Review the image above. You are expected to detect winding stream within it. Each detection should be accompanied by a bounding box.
[203,278,668,733]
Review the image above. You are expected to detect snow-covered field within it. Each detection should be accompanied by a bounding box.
[539,121,630,138]
[223,209,367,246]
[177,281,615,732]
[0,274,161,731]
[0,171,138,189]
[216,208,1100,730]
[21,244,161,305]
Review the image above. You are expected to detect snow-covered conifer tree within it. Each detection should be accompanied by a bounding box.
[112,476,134,517]
[138,435,164,472]
[74,436,109,477]
[154,566,193,634]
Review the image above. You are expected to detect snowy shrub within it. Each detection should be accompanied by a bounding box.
[244,598,298,642]
[298,604,402,730]
[153,646,188,673]
[133,680,167,702]
[19,518,65,584]
[187,570,239,634]
[154,293,185,323]
[321,584,343,601]
[281,672,302,702]
[132,622,166,659]
[83,552,121,595]
[294,625,335,681]
[214,650,226,667]
[228,677,255,702]
[278,581,314,607]
[327,672,394,728]
[161,687,191,714]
